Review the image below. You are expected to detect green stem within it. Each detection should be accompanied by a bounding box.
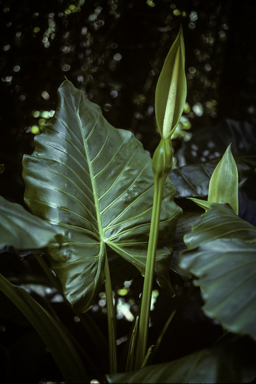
[104,255,118,374]
[135,176,165,369]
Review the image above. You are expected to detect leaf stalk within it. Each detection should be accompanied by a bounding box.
[135,173,166,369]
[104,255,118,374]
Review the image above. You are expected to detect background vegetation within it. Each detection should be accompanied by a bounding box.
[0,0,256,382]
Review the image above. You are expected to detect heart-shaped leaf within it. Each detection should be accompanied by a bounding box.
[179,203,256,340]
[106,333,256,383]
[0,196,64,251]
[22,80,181,313]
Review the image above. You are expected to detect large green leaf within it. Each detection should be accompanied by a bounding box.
[106,333,256,383]
[179,204,256,340]
[0,273,88,382]
[22,80,181,312]
[0,196,64,251]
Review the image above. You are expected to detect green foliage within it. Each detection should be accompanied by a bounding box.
[22,80,181,313]
[189,144,239,213]
[180,203,256,340]
[0,25,256,383]
[208,145,238,213]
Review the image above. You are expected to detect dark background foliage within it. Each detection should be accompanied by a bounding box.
[0,0,256,382]
[1,0,256,205]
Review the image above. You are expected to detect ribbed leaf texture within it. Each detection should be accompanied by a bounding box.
[22,80,181,312]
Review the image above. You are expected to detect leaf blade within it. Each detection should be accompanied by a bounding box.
[23,80,181,312]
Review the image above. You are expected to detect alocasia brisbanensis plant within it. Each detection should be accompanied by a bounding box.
[1,26,256,383]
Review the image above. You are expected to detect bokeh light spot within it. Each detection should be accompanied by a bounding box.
[31,125,40,134]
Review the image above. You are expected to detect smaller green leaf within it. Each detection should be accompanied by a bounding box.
[0,273,88,382]
[0,164,5,174]
[0,196,65,251]
[188,198,211,211]
[155,25,187,138]
[208,144,239,214]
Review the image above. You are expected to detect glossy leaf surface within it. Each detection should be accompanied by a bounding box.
[22,80,181,312]
[0,196,63,251]
[180,204,256,340]
[0,273,88,382]
[106,333,256,383]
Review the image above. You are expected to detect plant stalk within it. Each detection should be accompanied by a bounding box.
[135,176,165,369]
[104,255,118,374]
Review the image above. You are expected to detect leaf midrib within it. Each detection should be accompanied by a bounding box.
[74,93,104,242]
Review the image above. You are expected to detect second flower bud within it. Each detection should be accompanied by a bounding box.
[152,138,173,181]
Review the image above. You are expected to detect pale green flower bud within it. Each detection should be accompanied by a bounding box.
[155,25,187,139]
[152,138,173,180]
